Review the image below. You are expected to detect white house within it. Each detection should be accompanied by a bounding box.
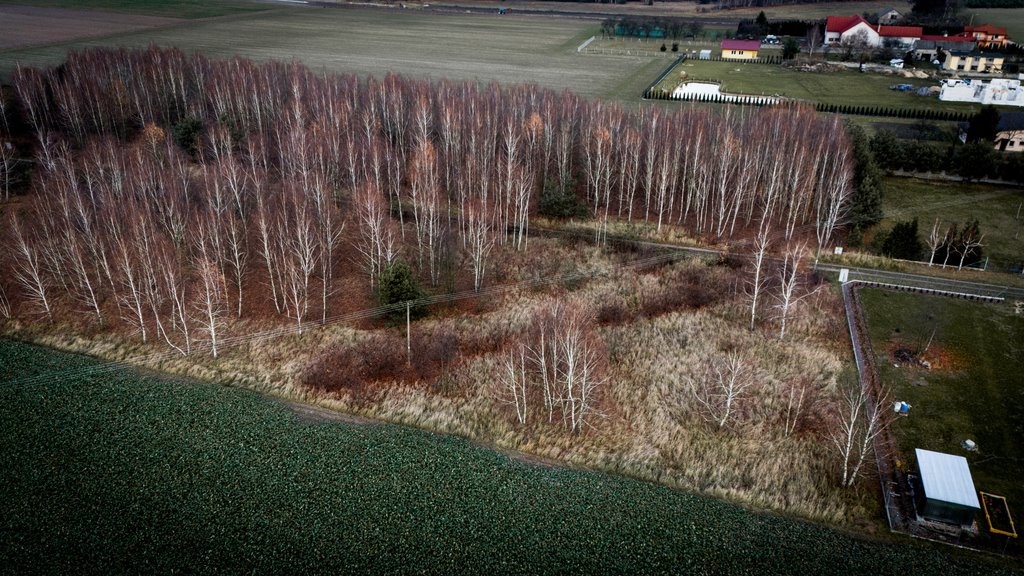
[825,15,923,49]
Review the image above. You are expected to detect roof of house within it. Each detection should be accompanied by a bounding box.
[826,15,868,34]
[826,15,922,38]
[916,449,981,509]
[965,24,1007,36]
[949,50,1005,57]
[721,40,761,51]
[876,6,901,15]
[997,112,1024,132]
[877,25,923,38]
[919,34,974,43]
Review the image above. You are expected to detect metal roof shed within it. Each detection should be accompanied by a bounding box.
[915,448,981,526]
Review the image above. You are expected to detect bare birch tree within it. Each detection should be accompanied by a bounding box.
[775,242,809,341]
[747,230,771,331]
[689,352,753,429]
[925,218,946,267]
[502,345,529,425]
[10,217,52,321]
[831,385,889,487]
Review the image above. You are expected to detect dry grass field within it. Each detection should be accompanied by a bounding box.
[0,5,667,101]
[0,5,182,50]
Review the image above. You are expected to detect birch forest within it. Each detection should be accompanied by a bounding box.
[1,48,870,514]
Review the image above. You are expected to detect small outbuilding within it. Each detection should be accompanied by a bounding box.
[720,40,760,60]
[915,448,981,526]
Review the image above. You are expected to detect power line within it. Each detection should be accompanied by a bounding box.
[5,247,681,388]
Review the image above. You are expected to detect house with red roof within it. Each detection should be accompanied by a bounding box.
[720,40,761,60]
[825,15,923,49]
[964,24,1009,49]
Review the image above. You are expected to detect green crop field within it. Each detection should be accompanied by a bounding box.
[0,5,666,102]
[0,338,1018,574]
[651,59,985,113]
[860,289,1024,555]
[877,176,1024,270]
[0,0,267,19]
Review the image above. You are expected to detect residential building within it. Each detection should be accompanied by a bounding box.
[942,51,1005,74]
[913,35,976,61]
[720,40,760,60]
[995,112,1024,152]
[964,24,1009,50]
[875,7,903,25]
[824,15,923,49]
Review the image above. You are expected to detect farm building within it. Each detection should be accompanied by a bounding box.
[914,449,981,526]
[942,51,1005,74]
[720,40,760,60]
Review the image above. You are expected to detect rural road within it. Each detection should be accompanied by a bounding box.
[532,226,1024,300]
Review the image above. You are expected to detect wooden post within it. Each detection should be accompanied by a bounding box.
[406,301,411,367]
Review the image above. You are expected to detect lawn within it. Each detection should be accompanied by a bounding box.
[875,176,1024,271]
[860,289,1024,555]
[0,338,1018,574]
[651,59,984,113]
[0,0,267,19]
[0,6,667,102]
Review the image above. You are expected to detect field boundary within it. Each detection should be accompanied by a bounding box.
[842,279,1012,554]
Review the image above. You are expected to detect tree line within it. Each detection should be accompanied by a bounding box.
[1,46,852,355]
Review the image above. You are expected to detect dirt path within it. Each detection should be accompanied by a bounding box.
[282,400,379,425]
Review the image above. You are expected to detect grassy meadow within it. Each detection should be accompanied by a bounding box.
[3,337,1020,574]
[874,177,1024,271]
[0,5,666,102]
[860,289,1024,555]
[651,59,982,113]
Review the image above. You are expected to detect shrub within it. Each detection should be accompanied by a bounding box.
[378,260,426,320]
[539,177,587,219]
[172,116,204,157]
